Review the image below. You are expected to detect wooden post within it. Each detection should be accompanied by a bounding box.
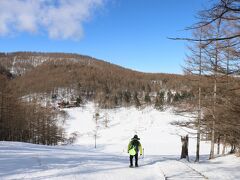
[181,135,189,161]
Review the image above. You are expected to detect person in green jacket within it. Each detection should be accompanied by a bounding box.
[127,135,143,167]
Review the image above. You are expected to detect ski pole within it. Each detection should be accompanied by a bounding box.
[142,148,144,159]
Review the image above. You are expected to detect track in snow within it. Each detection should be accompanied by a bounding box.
[158,159,208,180]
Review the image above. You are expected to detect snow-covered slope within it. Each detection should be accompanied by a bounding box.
[0,103,239,180]
[64,103,209,156]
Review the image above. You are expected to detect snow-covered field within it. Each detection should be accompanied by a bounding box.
[1,103,239,180]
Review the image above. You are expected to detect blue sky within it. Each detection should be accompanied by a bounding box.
[0,0,210,74]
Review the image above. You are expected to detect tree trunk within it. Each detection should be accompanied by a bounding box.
[196,85,201,162]
[210,81,216,159]
[217,135,221,155]
[210,20,220,160]
[196,31,202,162]
[230,145,236,154]
[222,134,226,155]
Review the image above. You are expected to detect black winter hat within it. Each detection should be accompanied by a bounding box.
[132,134,140,140]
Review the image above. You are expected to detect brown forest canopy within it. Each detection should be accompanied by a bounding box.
[0,51,193,108]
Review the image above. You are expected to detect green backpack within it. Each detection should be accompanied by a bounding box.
[129,147,136,156]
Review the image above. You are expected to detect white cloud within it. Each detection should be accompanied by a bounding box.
[0,0,104,40]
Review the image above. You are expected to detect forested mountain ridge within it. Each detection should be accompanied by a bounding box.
[0,52,192,108]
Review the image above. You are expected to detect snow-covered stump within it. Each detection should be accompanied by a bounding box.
[180,135,189,161]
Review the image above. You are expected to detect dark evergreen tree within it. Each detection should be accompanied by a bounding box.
[173,92,181,102]
[144,93,151,103]
[75,96,82,107]
[133,91,141,108]
[123,91,131,104]
[155,92,165,110]
[167,90,173,104]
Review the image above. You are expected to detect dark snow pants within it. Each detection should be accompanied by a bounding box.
[130,153,138,166]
